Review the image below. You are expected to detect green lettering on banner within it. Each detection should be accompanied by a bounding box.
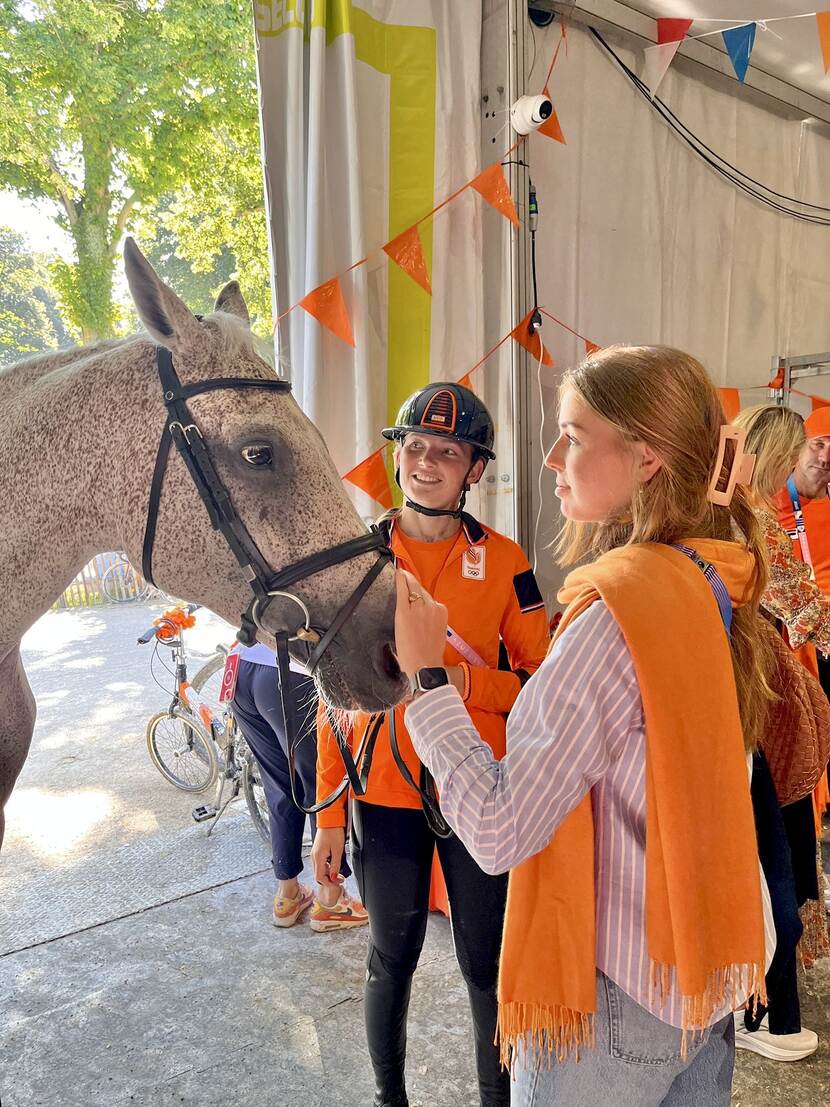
[257,0,436,427]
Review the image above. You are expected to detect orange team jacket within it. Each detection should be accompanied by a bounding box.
[315,511,551,828]
[773,485,830,596]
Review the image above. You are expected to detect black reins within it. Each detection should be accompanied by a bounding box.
[142,344,394,812]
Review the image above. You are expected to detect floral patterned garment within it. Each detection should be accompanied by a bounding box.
[759,505,830,657]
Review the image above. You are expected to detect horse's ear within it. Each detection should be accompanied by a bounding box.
[124,237,204,353]
[214,280,250,325]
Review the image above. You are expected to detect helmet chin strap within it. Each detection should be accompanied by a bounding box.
[404,488,467,519]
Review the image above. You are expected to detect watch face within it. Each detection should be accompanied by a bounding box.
[418,667,449,691]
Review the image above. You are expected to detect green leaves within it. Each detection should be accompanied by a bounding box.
[0,0,265,339]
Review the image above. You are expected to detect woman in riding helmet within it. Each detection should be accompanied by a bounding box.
[312,382,550,1107]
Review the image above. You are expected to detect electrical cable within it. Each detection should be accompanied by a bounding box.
[532,340,548,578]
[150,638,176,695]
[590,29,830,226]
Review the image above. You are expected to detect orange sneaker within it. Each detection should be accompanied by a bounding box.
[272,884,313,928]
[309,889,369,932]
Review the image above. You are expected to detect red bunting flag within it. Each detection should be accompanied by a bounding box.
[585,340,601,356]
[657,18,693,44]
[718,388,741,421]
[818,12,830,73]
[299,277,355,347]
[343,448,393,509]
[470,163,520,226]
[383,226,432,295]
[511,311,554,367]
[538,86,566,144]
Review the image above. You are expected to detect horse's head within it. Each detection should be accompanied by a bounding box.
[122,239,405,712]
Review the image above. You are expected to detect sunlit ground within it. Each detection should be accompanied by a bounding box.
[3,602,236,879]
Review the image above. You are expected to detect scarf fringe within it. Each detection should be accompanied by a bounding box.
[497,1002,595,1069]
[649,958,768,1059]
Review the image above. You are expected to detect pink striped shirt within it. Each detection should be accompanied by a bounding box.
[405,601,775,1028]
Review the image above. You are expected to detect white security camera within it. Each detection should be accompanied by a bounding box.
[510,94,553,135]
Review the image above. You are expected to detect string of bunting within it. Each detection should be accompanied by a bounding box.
[275,22,568,342]
[342,305,596,509]
[644,11,830,97]
[345,358,830,509]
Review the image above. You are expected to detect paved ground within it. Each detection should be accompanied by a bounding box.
[0,603,827,1105]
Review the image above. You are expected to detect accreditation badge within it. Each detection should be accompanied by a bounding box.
[461,546,486,581]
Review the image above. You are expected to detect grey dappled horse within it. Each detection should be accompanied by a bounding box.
[0,239,404,843]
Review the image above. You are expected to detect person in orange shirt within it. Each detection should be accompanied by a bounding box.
[312,382,550,1107]
[774,405,830,605]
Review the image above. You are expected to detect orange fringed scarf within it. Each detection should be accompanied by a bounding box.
[497,540,767,1066]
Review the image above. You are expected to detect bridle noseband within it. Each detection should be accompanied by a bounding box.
[141,345,392,673]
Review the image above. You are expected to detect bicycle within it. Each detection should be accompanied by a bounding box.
[138,604,270,844]
[103,551,177,605]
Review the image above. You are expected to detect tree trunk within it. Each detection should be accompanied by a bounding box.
[70,131,116,343]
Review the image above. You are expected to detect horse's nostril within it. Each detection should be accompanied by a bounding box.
[380,643,400,680]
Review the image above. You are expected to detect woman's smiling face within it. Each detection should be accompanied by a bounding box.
[396,432,482,510]
[544,387,660,522]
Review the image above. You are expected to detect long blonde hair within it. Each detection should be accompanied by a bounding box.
[733,403,804,503]
[556,344,771,749]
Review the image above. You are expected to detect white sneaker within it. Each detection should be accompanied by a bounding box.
[733,1012,819,1061]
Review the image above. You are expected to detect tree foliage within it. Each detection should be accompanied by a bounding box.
[0,0,267,340]
[0,224,70,364]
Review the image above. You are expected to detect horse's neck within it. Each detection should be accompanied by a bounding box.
[0,343,158,645]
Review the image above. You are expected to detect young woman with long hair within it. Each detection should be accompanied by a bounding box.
[396,346,776,1105]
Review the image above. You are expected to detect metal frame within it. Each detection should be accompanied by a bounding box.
[480,0,535,550]
[532,0,830,126]
[770,351,830,404]
[507,0,535,553]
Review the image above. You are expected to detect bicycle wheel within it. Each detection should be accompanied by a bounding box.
[102,558,150,603]
[241,754,272,846]
[191,651,227,717]
[146,708,219,793]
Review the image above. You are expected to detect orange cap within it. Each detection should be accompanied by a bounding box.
[805,406,830,440]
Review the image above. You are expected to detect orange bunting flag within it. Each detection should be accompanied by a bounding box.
[511,311,554,367]
[718,388,741,421]
[299,277,355,347]
[538,86,566,144]
[383,226,432,295]
[456,373,474,390]
[768,366,785,389]
[585,340,601,356]
[818,12,830,73]
[343,448,393,510]
[811,395,830,411]
[470,163,520,226]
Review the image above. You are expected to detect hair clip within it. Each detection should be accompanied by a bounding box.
[708,425,756,506]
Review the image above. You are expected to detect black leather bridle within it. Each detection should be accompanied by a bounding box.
[141,345,395,810]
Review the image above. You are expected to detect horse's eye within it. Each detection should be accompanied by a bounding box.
[241,444,273,467]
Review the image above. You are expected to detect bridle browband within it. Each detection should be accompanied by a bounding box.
[141,346,394,814]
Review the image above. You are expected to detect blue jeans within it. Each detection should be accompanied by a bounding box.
[232,660,351,883]
[512,973,735,1107]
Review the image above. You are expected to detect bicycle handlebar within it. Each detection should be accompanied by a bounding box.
[137,625,158,645]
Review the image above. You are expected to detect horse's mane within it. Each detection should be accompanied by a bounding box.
[0,311,268,392]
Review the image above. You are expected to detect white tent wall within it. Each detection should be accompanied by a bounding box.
[254,0,520,537]
[521,17,830,609]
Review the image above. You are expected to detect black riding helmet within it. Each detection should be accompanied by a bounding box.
[382,382,496,518]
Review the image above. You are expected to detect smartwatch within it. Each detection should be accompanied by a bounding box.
[409,667,450,697]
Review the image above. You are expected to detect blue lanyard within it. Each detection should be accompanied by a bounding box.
[672,544,733,637]
[786,475,814,570]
